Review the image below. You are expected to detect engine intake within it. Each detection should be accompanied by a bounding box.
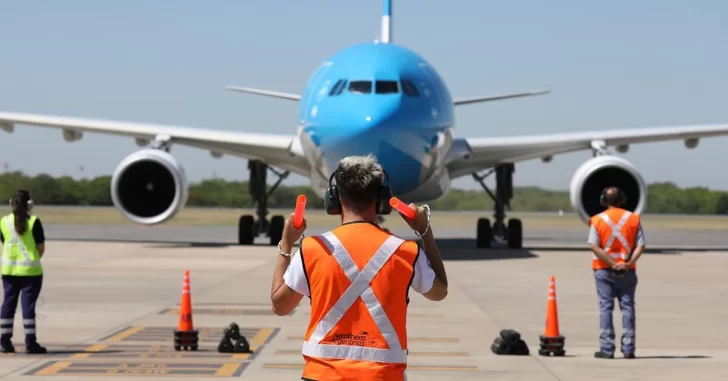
[569,155,647,224]
[111,149,188,225]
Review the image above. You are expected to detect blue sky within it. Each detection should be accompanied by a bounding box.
[1,0,726,191]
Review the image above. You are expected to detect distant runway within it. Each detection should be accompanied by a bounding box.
[44,223,728,251]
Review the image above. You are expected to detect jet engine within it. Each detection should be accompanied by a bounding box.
[110,149,189,225]
[569,155,647,224]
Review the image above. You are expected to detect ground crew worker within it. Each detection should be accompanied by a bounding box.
[270,154,449,381]
[587,186,645,359]
[0,189,47,354]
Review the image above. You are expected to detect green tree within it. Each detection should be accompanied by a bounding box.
[1,171,727,214]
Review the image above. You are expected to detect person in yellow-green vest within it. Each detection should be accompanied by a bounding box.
[0,189,46,354]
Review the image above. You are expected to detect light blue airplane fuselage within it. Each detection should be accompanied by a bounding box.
[296,42,456,199]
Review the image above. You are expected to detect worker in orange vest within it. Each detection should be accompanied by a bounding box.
[587,186,645,360]
[269,154,449,381]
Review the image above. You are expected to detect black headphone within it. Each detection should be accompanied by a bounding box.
[324,168,393,215]
[600,187,626,207]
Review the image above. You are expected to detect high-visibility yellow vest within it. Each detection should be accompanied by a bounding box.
[1,213,42,276]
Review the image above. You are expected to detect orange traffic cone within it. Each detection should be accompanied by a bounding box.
[173,269,199,351]
[538,275,566,356]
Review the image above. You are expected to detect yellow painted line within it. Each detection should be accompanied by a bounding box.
[263,363,476,372]
[105,326,145,342]
[250,327,274,345]
[35,361,72,375]
[214,363,242,376]
[71,343,109,358]
[263,363,305,369]
[231,347,258,360]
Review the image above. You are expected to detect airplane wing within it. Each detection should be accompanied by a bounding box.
[446,123,728,178]
[0,111,309,175]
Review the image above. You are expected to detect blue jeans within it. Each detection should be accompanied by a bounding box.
[594,269,637,355]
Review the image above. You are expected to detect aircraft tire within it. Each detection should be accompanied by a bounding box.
[507,218,523,249]
[238,215,255,245]
[477,218,492,248]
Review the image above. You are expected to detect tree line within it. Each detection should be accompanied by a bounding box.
[2,171,728,214]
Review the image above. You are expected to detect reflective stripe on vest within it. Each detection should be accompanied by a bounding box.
[301,231,408,364]
[593,210,632,262]
[2,216,41,271]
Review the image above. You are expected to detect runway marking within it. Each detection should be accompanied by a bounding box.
[101,326,146,342]
[27,361,249,377]
[72,344,110,358]
[274,349,469,357]
[160,307,294,316]
[285,335,460,343]
[98,326,279,345]
[66,344,262,360]
[262,363,478,372]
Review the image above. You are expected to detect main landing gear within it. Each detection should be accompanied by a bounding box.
[238,160,290,246]
[472,164,523,249]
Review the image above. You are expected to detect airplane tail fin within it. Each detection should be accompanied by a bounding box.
[225,86,301,101]
[381,0,392,43]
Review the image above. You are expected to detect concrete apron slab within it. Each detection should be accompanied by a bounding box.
[0,240,725,380]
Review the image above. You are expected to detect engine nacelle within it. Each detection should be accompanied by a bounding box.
[111,149,189,225]
[569,155,647,224]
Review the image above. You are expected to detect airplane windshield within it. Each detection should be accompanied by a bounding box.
[348,81,372,94]
[375,80,399,94]
[401,80,420,97]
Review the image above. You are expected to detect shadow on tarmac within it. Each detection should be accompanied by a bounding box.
[50,237,728,261]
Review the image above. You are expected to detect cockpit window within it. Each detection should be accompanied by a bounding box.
[348,81,372,94]
[375,80,399,94]
[401,79,420,97]
[329,79,344,96]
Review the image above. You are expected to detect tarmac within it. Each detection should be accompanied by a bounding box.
[0,224,726,380]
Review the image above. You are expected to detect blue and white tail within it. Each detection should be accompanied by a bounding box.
[380,0,392,43]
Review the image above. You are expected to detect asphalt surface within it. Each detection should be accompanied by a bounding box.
[0,225,725,380]
[43,224,728,250]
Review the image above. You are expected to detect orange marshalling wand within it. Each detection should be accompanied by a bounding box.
[389,197,416,219]
[538,275,566,356]
[294,194,307,228]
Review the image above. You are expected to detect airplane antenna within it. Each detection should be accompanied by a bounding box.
[381,0,392,43]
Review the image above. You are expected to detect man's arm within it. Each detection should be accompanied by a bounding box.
[270,240,306,316]
[417,228,448,301]
[627,222,645,266]
[587,224,618,268]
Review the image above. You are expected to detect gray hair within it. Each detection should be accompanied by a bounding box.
[334,154,384,211]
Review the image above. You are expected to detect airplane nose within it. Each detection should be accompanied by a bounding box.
[349,97,401,131]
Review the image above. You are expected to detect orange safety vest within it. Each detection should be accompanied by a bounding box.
[299,223,419,381]
[589,207,640,270]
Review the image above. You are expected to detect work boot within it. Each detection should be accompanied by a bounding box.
[594,350,614,359]
[623,353,635,359]
[25,342,46,354]
[0,340,14,354]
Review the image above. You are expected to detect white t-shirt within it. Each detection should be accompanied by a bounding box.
[283,243,436,297]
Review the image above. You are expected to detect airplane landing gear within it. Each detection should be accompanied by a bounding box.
[472,164,522,249]
[238,160,290,246]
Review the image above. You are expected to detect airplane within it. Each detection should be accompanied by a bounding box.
[2,0,728,249]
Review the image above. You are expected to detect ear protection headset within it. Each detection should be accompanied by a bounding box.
[600,187,626,207]
[324,168,393,215]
